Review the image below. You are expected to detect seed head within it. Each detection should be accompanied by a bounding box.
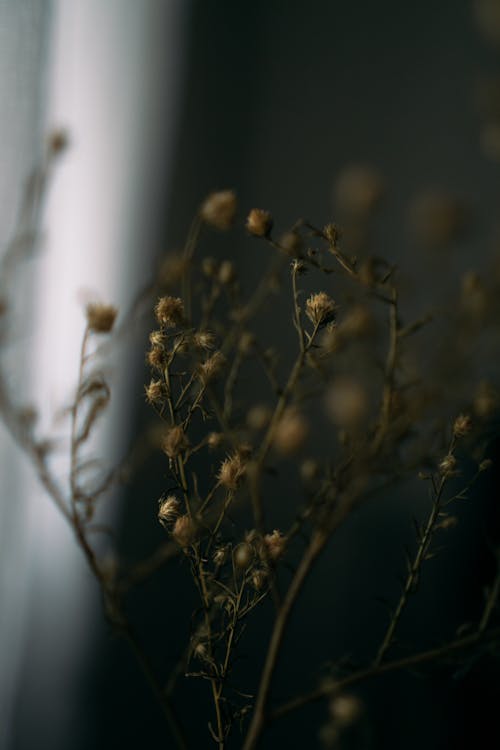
[251,569,267,590]
[200,189,237,230]
[198,351,225,384]
[439,453,457,476]
[162,425,188,458]
[145,379,164,404]
[213,546,228,566]
[217,452,246,490]
[246,208,273,237]
[86,303,117,333]
[155,296,185,328]
[158,495,180,526]
[263,529,286,561]
[305,292,337,327]
[193,330,215,351]
[147,345,164,370]
[453,414,472,438]
[172,515,196,547]
[234,542,254,570]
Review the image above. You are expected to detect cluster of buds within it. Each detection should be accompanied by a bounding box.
[305,291,337,327]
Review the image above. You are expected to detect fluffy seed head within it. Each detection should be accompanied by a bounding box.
[147,346,164,369]
[246,208,273,237]
[198,351,225,384]
[439,453,457,476]
[86,303,117,333]
[305,292,337,327]
[217,452,246,490]
[158,495,180,526]
[155,296,185,328]
[145,379,164,404]
[200,189,237,230]
[193,330,215,351]
[263,529,286,561]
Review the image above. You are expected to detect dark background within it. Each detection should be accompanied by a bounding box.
[12,1,500,748]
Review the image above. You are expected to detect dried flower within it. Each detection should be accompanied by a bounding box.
[305,292,337,327]
[162,425,188,458]
[200,189,237,230]
[158,495,180,526]
[234,542,254,570]
[439,453,457,476]
[263,529,286,561]
[145,379,164,404]
[155,296,185,328]
[86,303,117,333]
[213,546,228,566]
[246,208,273,237]
[147,346,164,370]
[198,351,225,384]
[149,330,165,348]
[172,515,196,547]
[193,330,215,351]
[251,569,267,590]
[272,409,309,456]
[453,414,472,438]
[217,452,246,490]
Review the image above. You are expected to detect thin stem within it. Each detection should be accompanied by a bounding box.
[270,624,500,723]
